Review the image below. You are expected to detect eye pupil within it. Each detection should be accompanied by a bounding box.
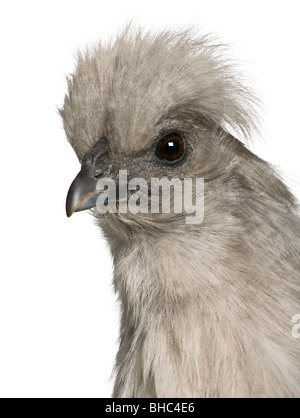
[158,134,185,161]
[164,141,179,156]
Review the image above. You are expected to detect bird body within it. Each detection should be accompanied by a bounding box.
[60,27,300,397]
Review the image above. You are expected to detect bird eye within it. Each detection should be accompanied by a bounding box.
[157,133,185,162]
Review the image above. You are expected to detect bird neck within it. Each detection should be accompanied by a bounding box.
[111,213,299,397]
[112,229,241,397]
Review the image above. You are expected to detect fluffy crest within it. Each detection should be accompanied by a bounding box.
[60,26,259,160]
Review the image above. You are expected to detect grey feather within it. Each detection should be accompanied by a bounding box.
[60,26,300,398]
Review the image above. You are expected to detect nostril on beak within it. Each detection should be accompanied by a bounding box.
[93,167,111,179]
[94,169,104,178]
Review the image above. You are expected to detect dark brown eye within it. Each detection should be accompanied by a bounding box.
[158,133,185,162]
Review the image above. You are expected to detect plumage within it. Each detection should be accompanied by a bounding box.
[60,26,300,398]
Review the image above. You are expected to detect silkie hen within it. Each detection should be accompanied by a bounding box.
[60,27,300,398]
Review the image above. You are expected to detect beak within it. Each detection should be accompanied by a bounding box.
[66,166,104,217]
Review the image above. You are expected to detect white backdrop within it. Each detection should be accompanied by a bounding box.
[0,0,299,398]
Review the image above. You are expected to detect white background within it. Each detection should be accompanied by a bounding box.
[0,0,299,398]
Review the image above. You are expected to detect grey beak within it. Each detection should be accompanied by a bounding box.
[66,136,112,217]
[66,167,104,217]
